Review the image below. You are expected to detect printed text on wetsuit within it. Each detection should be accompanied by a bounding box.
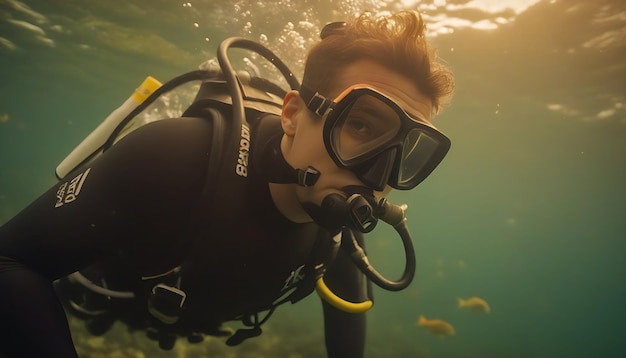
[55,168,91,208]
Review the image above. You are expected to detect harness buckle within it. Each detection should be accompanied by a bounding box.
[148,283,187,324]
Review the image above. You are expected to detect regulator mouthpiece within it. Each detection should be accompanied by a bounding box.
[346,194,378,233]
[303,186,380,233]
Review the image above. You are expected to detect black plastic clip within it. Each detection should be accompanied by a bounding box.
[297,166,320,187]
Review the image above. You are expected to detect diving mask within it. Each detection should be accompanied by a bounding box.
[300,84,451,191]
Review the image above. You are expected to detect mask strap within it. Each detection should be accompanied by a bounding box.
[299,85,333,117]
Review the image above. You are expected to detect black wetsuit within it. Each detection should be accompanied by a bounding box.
[0,110,367,357]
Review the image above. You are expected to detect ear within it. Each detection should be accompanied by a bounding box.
[281,90,303,137]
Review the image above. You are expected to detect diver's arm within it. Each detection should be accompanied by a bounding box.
[0,167,123,357]
[321,235,368,358]
[0,117,214,356]
[0,256,80,357]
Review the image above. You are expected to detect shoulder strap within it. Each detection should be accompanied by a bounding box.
[182,102,250,227]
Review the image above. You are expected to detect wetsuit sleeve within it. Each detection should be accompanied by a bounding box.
[0,117,214,357]
[321,232,368,358]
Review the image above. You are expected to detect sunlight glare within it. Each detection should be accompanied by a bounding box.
[400,0,542,14]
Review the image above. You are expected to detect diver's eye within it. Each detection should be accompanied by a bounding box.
[330,93,402,161]
[345,116,375,141]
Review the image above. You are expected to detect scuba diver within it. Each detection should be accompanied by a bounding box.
[0,10,454,358]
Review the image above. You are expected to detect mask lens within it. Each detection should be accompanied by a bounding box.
[331,94,401,163]
[398,129,440,186]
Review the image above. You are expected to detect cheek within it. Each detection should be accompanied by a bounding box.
[293,122,326,164]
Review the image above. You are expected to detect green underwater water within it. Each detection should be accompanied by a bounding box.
[1,0,625,357]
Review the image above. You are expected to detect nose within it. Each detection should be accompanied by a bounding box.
[352,147,396,191]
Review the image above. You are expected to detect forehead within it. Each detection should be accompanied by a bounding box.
[331,60,433,122]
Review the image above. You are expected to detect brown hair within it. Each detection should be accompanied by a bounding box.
[302,10,454,113]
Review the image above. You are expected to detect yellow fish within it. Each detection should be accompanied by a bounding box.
[0,113,8,123]
[416,315,455,337]
[458,296,490,313]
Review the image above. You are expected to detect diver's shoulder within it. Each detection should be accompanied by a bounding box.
[121,117,216,149]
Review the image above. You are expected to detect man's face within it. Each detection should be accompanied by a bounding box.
[280,59,434,207]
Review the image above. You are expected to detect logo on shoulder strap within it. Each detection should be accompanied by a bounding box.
[236,123,251,177]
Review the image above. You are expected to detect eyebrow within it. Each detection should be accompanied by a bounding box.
[366,88,430,123]
[350,100,396,125]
